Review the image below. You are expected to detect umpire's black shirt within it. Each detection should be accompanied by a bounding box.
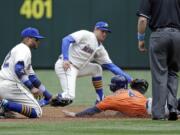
[137,0,180,31]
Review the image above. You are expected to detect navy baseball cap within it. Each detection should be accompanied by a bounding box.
[21,27,45,39]
[95,21,111,33]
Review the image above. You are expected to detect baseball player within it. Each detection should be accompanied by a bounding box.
[0,27,52,118]
[62,76,152,118]
[51,21,133,107]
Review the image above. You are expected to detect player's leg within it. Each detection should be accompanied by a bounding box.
[78,63,104,103]
[0,80,42,118]
[53,58,78,106]
[166,32,180,120]
[146,97,169,117]
[149,32,169,120]
[0,99,39,118]
[166,70,178,120]
[178,98,180,112]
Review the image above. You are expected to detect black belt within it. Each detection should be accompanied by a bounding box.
[155,27,180,32]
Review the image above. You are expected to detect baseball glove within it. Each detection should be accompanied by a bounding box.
[50,96,73,107]
[130,79,149,94]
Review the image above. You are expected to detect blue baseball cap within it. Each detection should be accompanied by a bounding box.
[21,27,45,39]
[95,21,111,33]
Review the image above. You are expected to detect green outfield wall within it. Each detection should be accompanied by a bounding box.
[0,0,149,69]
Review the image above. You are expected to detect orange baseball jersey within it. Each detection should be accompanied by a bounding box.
[96,89,148,117]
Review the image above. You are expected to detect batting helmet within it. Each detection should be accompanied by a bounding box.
[130,79,148,94]
[109,75,128,92]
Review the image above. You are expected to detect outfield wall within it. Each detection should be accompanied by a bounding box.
[0,0,149,69]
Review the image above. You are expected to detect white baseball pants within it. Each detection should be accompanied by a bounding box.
[55,58,102,100]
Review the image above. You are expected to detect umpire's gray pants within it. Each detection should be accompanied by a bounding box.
[149,28,180,119]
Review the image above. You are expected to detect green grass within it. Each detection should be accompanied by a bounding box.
[36,70,153,105]
[0,70,180,135]
[0,119,180,135]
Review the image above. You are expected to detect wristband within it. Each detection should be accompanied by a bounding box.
[21,75,33,90]
[137,33,145,41]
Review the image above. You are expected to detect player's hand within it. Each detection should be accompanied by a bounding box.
[138,40,147,52]
[62,110,76,117]
[38,98,52,107]
[63,60,71,71]
[31,87,43,99]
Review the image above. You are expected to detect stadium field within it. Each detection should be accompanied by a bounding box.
[0,70,179,135]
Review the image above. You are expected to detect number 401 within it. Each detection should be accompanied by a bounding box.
[20,0,52,19]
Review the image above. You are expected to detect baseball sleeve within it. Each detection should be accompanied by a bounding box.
[75,106,102,117]
[14,46,31,70]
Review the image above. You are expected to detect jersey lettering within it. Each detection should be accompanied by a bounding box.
[82,46,94,54]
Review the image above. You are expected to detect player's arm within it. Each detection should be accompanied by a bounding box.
[102,63,133,83]
[138,17,147,35]
[137,0,151,52]
[75,97,114,117]
[63,97,113,117]
[27,66,52,106]
[62,30,88,60]
[61,35,75,61]
[15,61,34,90]
[15,61,42,98]
[137,17,148,52]
[28,74,52,106]
[61,30,88,71]
[75,106,102,117]
[61,35,75,71]
[15,62,52,105]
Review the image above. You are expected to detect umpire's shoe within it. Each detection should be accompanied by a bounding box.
[168,108,178,121]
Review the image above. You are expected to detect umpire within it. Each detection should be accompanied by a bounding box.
[137,0,180,120]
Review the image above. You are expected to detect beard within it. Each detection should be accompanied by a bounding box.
[31,43,39,49]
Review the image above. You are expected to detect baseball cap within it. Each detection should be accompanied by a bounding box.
[21,27,45,39]
[95,21,111,33]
